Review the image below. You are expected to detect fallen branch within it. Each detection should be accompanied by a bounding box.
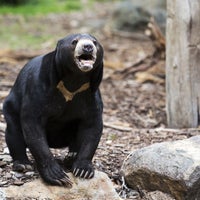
[0,57,17,65]
[106,55,156,80]
[105,18,166,81]
[145,17,166,59]
[104,122,132,131]
[0,81,13,87]
[0,49,45,61]
[112,29,148,41]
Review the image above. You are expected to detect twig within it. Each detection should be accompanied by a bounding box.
[104,122,132,131]
[0,49,45,61]
[116,54,151,75]
[120,59,156,79]
[112,29,148,41]
[106,54,154,80]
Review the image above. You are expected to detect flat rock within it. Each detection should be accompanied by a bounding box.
[121,135,200,200]
[0,171,122,200]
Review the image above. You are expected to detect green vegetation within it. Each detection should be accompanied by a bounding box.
[0,0,114,50]
[0,0,84,50]
[0,24,53,50]
[0,0,28,5]
[0,0,82,15]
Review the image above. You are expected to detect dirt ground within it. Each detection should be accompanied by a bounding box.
[0,2,200,200]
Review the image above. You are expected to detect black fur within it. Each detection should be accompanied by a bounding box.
[3,33,104,186]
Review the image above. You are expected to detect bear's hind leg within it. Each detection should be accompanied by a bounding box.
[4,111,32,172]
[63,143,78,171]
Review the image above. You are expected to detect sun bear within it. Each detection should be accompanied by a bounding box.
[3,33,104,186]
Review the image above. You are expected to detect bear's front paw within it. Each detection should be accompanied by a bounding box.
[72,160,94,179]
[38,159,72,187]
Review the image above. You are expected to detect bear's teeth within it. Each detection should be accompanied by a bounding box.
[80,60,94,65]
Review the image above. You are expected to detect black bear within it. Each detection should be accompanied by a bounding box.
[3,33,104,186]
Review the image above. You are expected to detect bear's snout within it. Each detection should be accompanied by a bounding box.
[82,44,94,54]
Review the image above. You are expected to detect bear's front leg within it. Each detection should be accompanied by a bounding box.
[22,118,72,187]
[72,117,103,179]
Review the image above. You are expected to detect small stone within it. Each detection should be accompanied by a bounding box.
[13,180,24,186]
[106,140,112,144]
[70,19,79,28]
[25,171,35,177]
[0,160,6,168]
[25,164,34,171]
[0,181,8,186]
[13,172,24,179]
[3,147,9,154]
[0,154,12,162]
[5,172,12,179]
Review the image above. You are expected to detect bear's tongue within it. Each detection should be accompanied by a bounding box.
[78,54,95,68]
[75,53,96,72]
[79,60,94,71]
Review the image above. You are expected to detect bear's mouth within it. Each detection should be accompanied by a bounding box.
[75,53,96,72]
[74,38,97,72]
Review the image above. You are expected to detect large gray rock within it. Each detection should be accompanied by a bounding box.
[0,171,122,200]
[110,0,166,32]
[121,136,200,200]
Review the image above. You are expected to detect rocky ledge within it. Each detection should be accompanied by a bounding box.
[0,171,122,200]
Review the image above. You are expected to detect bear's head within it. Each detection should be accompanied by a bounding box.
[55,33,103,74]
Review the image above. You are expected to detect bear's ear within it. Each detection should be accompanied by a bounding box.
[55,39,63,66]
[90,62,103,92]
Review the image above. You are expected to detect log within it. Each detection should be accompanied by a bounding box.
[166,0,200,128]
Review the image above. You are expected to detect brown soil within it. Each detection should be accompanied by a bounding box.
[0,2,199,200]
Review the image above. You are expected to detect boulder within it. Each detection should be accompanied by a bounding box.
[110,0,166,33]
[0,171,122,200]
[121,136,200,200]
[143,190,175,200]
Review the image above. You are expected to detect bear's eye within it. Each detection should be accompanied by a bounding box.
[93,40,97,46]
[72,39,78,45]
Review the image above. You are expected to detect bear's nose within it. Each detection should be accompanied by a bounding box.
[83,44,93,53]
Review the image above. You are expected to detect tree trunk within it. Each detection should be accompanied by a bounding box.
[166,0,200,128]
